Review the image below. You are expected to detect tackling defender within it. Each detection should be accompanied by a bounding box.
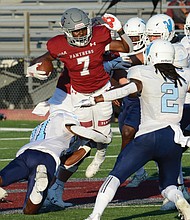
[0,109,111,214]
[81,39,190,220]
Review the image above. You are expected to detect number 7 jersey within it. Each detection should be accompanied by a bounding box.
[47,25,111,93]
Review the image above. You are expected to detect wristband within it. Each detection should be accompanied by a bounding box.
[117,28,125,36]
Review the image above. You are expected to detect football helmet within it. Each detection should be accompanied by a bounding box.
[123,17,146,52]
[60,8,92,47]
[145,14,175,44]
[184,13,190,38]
[145,39,174,65]
[173,43,189,68]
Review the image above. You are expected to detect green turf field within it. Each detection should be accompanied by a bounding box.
[0,120,190,220]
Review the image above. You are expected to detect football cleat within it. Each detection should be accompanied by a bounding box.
[0,187,8,200]
[125,171,148,188]
[161,185,190,211]
[179,185,190,201]
[85,149,106,178]
[176,197,190,220]
[47,184,73,208]
[160,198,176,211]
[35,165,48,192]
[84,213,101,220]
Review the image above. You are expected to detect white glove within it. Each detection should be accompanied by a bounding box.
[104,57,132,73]
[74,96,96,108]
[102,13,122,32]
[26,63,48,80]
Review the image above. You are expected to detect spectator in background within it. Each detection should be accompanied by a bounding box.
[0,113,6,120]
[166,0,190,30]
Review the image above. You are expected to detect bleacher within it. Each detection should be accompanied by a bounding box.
[0,0,170,57]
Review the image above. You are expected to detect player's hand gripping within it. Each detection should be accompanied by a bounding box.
[26,63,48,80]
[102,13,122,32]
[74,96,96,108]
[107,57,132,70]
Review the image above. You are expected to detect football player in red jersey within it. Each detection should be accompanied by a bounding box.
[27,7,133,182]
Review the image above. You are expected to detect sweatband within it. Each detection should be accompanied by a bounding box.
[102,82,138,101]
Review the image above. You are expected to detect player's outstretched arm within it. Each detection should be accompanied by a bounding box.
[74,80,141,108]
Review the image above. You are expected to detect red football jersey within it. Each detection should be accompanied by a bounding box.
[47,25,111,93]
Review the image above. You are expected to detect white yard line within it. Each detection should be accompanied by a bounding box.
[0,127,120,132]
[0,137,29,140]
[0,128,33,131]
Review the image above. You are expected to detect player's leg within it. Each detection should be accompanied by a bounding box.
[161,105,190,211]
[85,133,152,219]
[161,162,190,211]
[118,96,148,187]
[71,84,113,178]
[157,126,190,219]
[0,155,28,200]
[0,155,29,186]
[0,152,32,201]
[118,96,140,149]
[23,150,56,214]
[85,100,113,178]
[24,164,48,214]
[45,138,93,208]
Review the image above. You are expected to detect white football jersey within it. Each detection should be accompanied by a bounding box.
[180,37,190,103]
[127,65,190,137]
[16,111,79,168]
[181,36,190,66]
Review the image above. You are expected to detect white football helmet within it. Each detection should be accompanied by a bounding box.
[123,17,146,52]
[145,14,175,44]
[60,8,92,47]
[145,39,175,65]
[184,13,190,38]
[173,43,189,68]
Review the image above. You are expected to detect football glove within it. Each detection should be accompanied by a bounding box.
[26,63,48,80]
[104,57,132,73]
[74,96,96,108]
[102,13,122,32]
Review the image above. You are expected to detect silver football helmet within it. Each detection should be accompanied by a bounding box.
[145,14,175,44]
[123,17,146,52]
[60,8,92,47]
[145,39,175,65]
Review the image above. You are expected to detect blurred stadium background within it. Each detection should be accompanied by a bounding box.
[0,0,182,120]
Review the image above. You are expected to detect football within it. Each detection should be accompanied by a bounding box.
[37,60,53,76]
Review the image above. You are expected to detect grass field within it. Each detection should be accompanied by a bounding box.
[0,120,190,220]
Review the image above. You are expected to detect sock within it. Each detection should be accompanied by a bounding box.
[95,149,106,163]
[90,175,120,218]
